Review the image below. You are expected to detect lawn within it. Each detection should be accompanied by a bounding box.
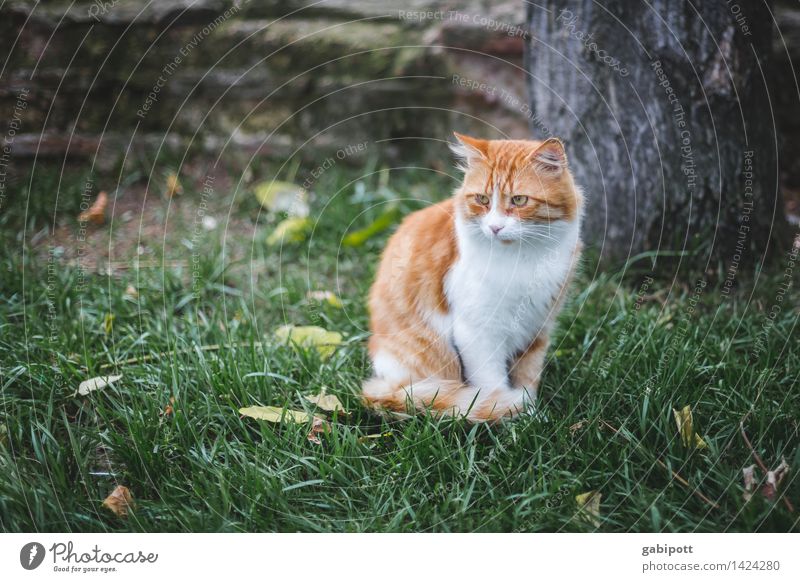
[0,162,798,532]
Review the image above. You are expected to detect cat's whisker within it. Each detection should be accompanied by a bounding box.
[519,232,559,245]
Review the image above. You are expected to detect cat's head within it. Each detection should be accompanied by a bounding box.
[451,133,582,244]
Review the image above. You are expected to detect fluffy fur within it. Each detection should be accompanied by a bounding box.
[362,133,583,422]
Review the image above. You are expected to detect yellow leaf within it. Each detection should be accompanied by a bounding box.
[165,173,183,198]
[673,405,708,449]
[102,485,134,518]
[76,375,122,396]
[275,325,343,359]
[78,191,108,225]
[575,491,601,527]
[267,217,311,246]
[103,313,115,334]
[306,290,343,308]
[304,389,347,414]
[253,180,309,217]
[239,406,315,424]
[343,206,401,247]
[357,431,394,443]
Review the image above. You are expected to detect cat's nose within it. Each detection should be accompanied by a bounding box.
[490,225,504,235]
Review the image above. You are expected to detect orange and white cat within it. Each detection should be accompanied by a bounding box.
[362,133,583,422]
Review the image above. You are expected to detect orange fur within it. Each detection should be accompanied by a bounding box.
[362,133,583,422]
[455,135,580,224]
[366,199,461,381]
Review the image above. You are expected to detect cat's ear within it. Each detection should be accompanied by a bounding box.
[531,138,567,175]
[450,132,489,169]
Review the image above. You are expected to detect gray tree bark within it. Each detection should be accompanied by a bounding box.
[525,0,788,271]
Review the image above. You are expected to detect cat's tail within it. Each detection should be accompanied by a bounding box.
[362,376,534,423]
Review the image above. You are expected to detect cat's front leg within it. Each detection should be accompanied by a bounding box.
[453,320,512,391]
[509,335,549,396]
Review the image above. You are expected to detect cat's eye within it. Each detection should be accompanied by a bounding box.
[510,195,529,206]
[475,194,490,205]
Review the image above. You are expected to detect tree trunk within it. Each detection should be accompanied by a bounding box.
[525,0,788,272]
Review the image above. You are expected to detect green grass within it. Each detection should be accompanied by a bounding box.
[0,164,798,532]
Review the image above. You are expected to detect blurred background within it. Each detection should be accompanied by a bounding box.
[1,1,532,165]
[1,0,799,269]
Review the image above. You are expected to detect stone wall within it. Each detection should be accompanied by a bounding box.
[1,0,798,202]
[0,0,531,169]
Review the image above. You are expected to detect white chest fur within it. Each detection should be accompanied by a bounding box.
[442,216,580,389]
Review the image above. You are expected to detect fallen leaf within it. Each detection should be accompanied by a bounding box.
[657,313,674,326]
[306,290,343,309]
[742,465,757,502]
[239,405,314,424]
[275,325,343,359]
[306,416,330,445]
[267,217,312,246]
[163,396,175,416]
[78,191,108,225]
[761,457,789,501]
[165,173,183,198]
[103,313,115,335]
[304,389,347,414]
[673,405,708,449]
[76,375,122,396]
[743,458,790,503]
[253,180,309,217]
[102,485,134,518]
[762,458,790,501]
[569,419,587,436]
[357,431,394,444]
[575,491,602,527]
[343,206,401,247]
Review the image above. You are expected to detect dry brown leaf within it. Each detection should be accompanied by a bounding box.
[78,191,108,225]
[102,485,134,518]
[744,458,790,503]
[163,396,175,416]
[569,419,588,436]
[124,285,139,299]
[762,458,790,501]
[306,416,330,445]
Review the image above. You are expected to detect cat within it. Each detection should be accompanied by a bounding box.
[362,133,583,422]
